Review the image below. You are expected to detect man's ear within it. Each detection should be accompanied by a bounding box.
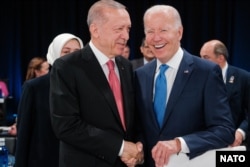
[89,23,99,38]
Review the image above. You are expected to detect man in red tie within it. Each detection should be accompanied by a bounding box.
[49,1,143,167]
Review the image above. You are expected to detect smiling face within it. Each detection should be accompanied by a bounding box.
[90,8,131,58]
[144,6,183,63]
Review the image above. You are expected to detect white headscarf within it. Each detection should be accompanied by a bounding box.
[46,33,84,65]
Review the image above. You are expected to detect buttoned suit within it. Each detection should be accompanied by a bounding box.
[50,44,136,167]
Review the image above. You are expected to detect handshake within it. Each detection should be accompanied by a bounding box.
[121,141,144,167]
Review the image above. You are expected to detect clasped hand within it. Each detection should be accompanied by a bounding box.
[121,141,144,167]
[152,140,180,167]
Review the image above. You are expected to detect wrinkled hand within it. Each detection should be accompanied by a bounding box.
[152,139,180,167]
[121,141,144,167]
[230,130,243,147]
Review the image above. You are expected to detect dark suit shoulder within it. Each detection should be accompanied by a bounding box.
[24,73,50,87]
[228,65,250,77]
[116,55,132,67]
[182,50,220,71]
[130,58,144,70]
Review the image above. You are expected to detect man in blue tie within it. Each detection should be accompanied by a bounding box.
[153,64,168,128]
[134,5,235,167]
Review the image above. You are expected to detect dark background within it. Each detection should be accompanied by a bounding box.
[1,0,250,124]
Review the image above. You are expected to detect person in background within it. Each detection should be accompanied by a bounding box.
[25,57,50,81]
[50,1,143,167]
[0,80,9,125]
[0,81,9,98]
[131,37,155,70]
[7,57,49,135]
[200,39,250,147]
[14,33,83,167]
[134,5,235,167]
[121,44,130,59]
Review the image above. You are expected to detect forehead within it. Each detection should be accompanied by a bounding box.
[63,39,80,48]
[104,8,131,25]
[145,12,173,28]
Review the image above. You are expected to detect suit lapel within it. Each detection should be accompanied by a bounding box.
[81,45,122,127]
[225,66,236,96]
[162,52,193,129]
[144,60,160,129]
[115,56,131,130]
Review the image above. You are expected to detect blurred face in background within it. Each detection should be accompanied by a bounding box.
[60,39,81,56]
[140,41,155,61]
[200,42,221,64]
[35,61,50,77]
[121,45,130,59]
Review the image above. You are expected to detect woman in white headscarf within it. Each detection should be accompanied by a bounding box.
[14,33,83,167]
[46,33,83,65]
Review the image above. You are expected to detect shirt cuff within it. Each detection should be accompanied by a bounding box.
[119,140,124,156]
[237,128,246,140]
[177,137,190,153]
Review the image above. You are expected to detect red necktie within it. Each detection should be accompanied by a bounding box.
[107,60,126,130]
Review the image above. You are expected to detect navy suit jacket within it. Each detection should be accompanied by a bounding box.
[134,49,235,166]
[225,65,250,133]
[131,58,144,70]
[50,44,136,167]
[15,73,59,167]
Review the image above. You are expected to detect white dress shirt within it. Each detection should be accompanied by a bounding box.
[154,47,190,153]
[89,41,124,155]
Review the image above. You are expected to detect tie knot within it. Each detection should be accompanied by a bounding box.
[107,60,115,71]
[159,64,168,74]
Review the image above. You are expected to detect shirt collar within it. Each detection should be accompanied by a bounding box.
[222,62,228,81]
[156,47,183,71]
[89,41,113,66]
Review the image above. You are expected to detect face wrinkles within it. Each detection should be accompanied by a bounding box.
[94,8,131,58]
[144,11,182,63]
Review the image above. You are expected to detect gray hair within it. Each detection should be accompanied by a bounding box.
[87,0,126,27]
[214,41,229,60]
[143,5,182,30]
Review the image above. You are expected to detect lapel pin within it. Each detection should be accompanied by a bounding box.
[184,70,189,74]
[229,76,234,83]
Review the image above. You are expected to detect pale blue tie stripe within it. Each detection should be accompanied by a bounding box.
[154,64,169,128]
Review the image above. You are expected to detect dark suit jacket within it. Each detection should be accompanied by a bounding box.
[134,50,235,167]
[50,44,136,167]
[131,58,144,70]
[225,65,250,134]
[15,73,59,167]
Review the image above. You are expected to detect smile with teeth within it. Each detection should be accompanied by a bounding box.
[154,43,166,49]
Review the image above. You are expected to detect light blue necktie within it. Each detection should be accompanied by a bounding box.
[154,64,169,128]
